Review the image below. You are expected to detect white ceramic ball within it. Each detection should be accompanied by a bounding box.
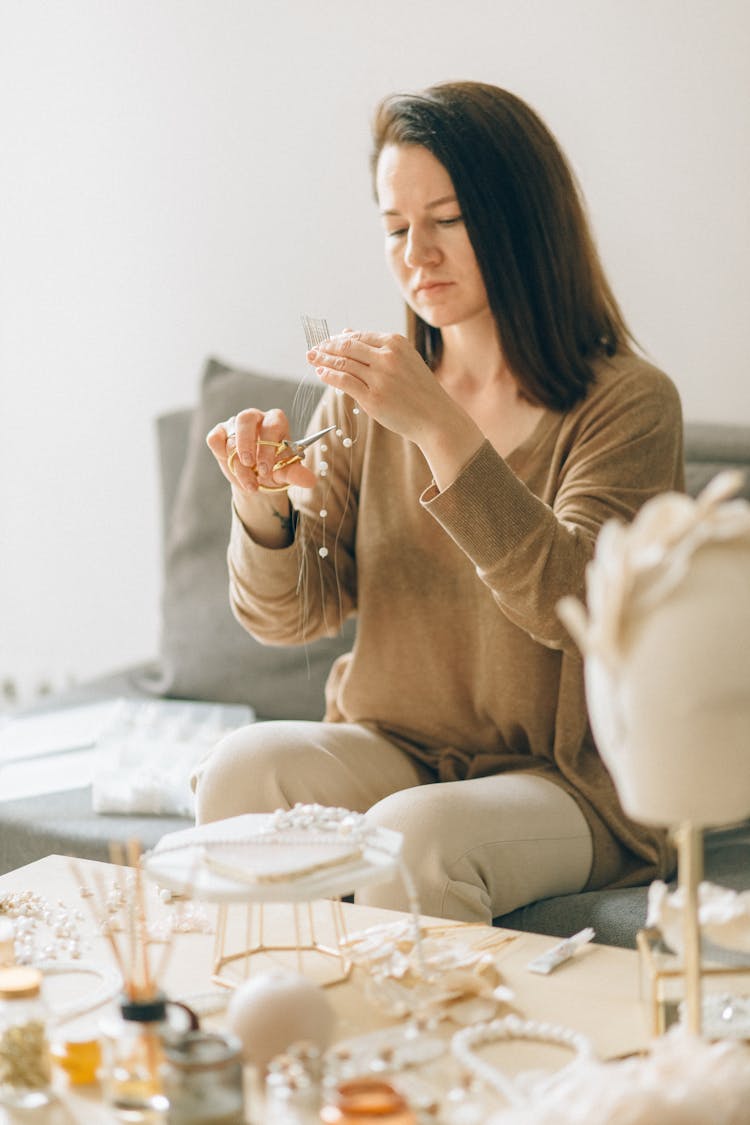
[225,970,335,1070]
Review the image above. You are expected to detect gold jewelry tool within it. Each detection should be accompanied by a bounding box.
[271,424,337,471]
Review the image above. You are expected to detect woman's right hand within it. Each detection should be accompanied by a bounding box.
[206,408,318,548]
[206,407,318,496]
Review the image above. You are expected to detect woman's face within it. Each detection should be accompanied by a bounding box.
[375,143,491,331]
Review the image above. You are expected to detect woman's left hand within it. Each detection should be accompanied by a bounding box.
[307,331,453,446]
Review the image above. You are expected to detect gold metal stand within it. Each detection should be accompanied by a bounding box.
[211,898,352,989]
[638,822,706,1037]
[676,821,703,1034]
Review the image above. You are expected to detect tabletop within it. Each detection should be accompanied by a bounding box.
[0,854,650,1122]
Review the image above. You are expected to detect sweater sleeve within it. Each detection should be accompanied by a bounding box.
[227,390,362,646]
[421,363,684,652]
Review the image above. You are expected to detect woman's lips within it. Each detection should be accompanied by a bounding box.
[416,281,453,296]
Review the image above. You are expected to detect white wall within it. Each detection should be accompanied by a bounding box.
[2,0,748,694]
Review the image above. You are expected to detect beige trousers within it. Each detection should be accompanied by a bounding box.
[193,720,593,925]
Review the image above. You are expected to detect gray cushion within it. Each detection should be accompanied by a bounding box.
[496,823,750,948]
[148,357,355,720]
[684,421,750,500]
[0,787,184,875]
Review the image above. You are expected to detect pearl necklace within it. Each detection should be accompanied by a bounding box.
[38,960,123,1026]
[150,803,377,858]
[450,1014,595,1106]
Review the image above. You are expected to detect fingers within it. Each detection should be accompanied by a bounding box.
[306,338,369,396]
[205,408,318,493]
[306,330,406,392]
[206,415,242,480]
[252,409,286,478]
[306,330,384,371]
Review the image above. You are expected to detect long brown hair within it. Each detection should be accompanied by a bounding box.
[371,81,634,410]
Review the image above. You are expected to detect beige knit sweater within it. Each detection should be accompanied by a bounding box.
[227,352,684,891]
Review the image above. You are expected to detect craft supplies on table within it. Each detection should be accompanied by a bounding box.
[0,697,253,808]
[162,1030,245,1125]
[143,805,409,988]
[0,966,53,1109]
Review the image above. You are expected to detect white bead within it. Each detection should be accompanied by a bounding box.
[342,437,352,448]
[319,547,329,558]
[320,443,328,452]
[352,407,360,415]
[335,428,343,437]
[319,509,328,518]
[319,460,328,471]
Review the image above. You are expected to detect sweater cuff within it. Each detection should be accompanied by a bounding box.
[228,505,300,596]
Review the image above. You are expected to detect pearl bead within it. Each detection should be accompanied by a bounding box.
[352,407,360,415]
[319,547,329,558]
[319,509,328,518]
[319,460,328,471]
[342,437,352,448]
[335,428,343,437]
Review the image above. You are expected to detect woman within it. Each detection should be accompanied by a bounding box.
[197,82,683,925]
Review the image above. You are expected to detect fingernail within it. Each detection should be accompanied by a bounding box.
[240,453,252,466]
[307,348,318,361]
[257,461,269,476]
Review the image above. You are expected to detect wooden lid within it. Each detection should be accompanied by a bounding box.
[0,966,42,999]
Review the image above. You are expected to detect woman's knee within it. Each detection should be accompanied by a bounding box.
[365,784,445,841]
[360,786,462,917]
[194,722,313,824]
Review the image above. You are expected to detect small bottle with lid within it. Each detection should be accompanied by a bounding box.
[0,966,53,1109]
[100,991,198,1120]
[320,1079,416,1124]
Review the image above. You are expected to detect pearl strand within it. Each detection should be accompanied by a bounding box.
[151,803,380,857]
[450,1015,595,1106]
[301,314,360,562]
[317,399,359,560]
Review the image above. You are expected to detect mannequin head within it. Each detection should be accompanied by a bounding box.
[559,473,750,827]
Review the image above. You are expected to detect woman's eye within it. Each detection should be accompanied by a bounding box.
[386,228,408,239]
[437,216,463,227]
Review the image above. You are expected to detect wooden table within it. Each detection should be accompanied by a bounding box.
[0,855,650,1122]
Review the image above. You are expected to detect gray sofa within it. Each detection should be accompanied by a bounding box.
[3,357,749,950]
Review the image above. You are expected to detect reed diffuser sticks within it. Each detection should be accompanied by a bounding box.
[70,839,175,1003]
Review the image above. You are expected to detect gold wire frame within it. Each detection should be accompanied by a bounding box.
[211,897,353,989]
[639,822,750,1040]
[637,927,750,1038]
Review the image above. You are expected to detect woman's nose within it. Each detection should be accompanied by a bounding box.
[404,228,440,268]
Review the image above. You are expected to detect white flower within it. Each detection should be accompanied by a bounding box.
[558,471,750,665]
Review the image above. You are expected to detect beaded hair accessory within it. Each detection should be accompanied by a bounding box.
[142,804,406,906]
[300,315,360,563]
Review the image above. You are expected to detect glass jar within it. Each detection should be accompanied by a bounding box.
[100,992,198,1121]
[320,1079,416,1124]
[0,966,53,1109]
[50,1033,102,1086]
[161,1030,245,1124]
